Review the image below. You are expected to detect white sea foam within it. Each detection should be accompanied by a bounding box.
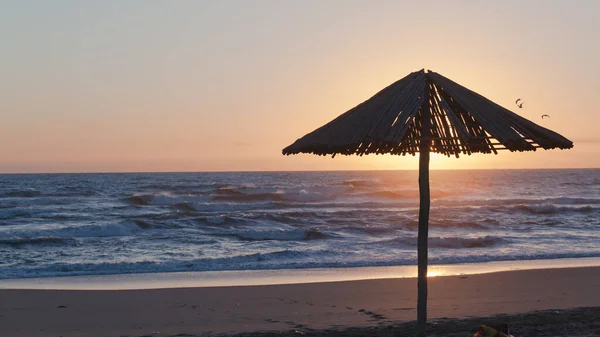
[1,221,145,242]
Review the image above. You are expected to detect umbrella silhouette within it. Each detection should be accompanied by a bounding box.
[283,69,573,336]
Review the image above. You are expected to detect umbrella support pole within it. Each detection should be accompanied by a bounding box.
[416,85,431,337]
[416,142,430,337]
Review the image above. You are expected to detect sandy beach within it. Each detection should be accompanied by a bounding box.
[1,266,599,337]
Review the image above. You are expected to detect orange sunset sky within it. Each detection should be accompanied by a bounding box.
[1,1,599,173]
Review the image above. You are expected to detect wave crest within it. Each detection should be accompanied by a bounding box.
[385,235,504,249]
[233,228,328,241]
[0,236,73,247]
[2,188,40,198]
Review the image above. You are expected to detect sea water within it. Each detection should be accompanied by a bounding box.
[0,169,598,279]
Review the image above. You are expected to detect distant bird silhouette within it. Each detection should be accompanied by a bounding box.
[515,98,524,108]
[541,114,550,119]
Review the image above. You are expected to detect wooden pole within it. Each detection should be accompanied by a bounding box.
[416,78,431,337]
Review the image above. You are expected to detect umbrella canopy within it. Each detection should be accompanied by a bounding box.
[282,69,573,337]
[283,69,572,157]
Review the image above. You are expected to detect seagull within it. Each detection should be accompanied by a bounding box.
[541,114,550,119]
[515,98,524,108]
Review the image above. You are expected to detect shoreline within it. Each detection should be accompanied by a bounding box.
[1,256,600,290]
[1,266,599,337]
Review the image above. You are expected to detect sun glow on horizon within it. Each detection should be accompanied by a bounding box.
[374,152,488,170]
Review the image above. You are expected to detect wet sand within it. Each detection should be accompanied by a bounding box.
[1,267,599,337]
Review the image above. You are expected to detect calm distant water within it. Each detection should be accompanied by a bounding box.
[0,169,599,279]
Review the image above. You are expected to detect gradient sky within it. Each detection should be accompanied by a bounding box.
[1,0,599,173]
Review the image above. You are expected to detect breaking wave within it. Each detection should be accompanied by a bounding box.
[3,221,148,242]
[382,235,504,249]
[1,188,41,198]
[0,236,74,247]
[232,228,328,241]
[515,204,595,214]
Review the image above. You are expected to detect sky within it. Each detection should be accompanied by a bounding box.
[1,0,599,173]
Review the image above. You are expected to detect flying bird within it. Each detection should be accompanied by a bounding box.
[515,98,524,108]
[541,114,550,119]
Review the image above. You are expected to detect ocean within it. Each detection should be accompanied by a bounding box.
[0,169,599,280]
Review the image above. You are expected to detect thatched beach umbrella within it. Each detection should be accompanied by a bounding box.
[282,69,573,336]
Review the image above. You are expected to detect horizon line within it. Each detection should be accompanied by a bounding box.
[0,167,598,175]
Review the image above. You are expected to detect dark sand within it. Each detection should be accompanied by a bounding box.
[231,307,600,337]
[1,267,599,337]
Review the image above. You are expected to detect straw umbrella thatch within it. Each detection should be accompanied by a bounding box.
[282,69,573,337]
